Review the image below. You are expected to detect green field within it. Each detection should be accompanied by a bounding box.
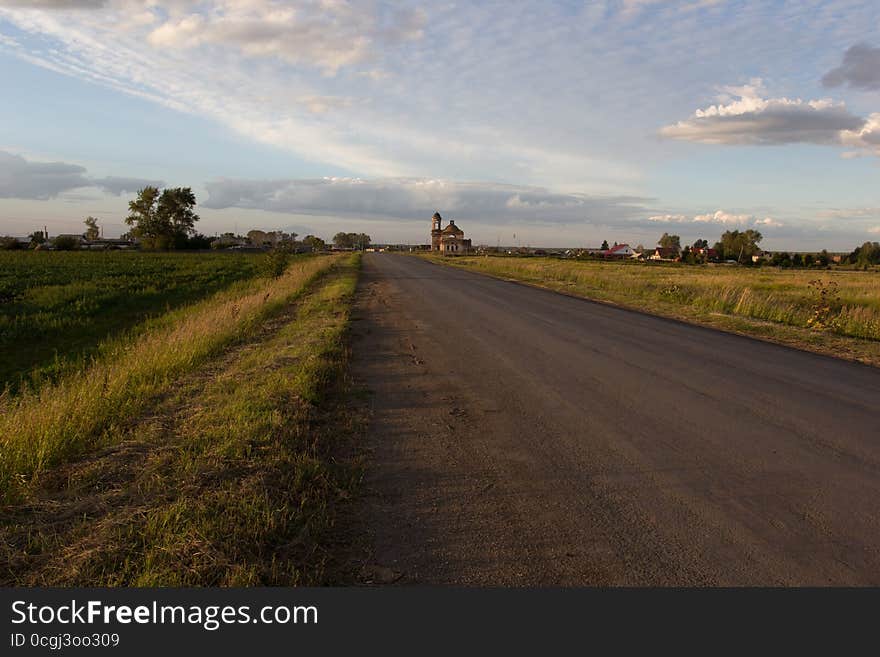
[1,253,362,585]
[0,251,262,392]
[429,255,880,367]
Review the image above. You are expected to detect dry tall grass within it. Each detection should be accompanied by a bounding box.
[0,255,339,502]
[434,256,880,355]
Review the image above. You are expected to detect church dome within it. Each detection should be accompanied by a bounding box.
[441,221,463,235]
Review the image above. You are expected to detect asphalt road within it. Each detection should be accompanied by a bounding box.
[351,254,880,585]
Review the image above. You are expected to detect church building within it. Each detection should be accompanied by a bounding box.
[430,212,472,255]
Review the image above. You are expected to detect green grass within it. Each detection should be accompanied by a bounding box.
[428,255,880,365]
[0,250,263,392]
[1,254,363,585]
[0,254,340,503]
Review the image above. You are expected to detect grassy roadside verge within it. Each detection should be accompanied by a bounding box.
[424,255,880,367]
[1,254,362,585]
[0,255,339,503]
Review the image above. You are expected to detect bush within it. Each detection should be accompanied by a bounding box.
[52,236,80,251]
[185,233,213,250]
[0,236,24,250]
[261,248,290,278]
[806,279,841,330]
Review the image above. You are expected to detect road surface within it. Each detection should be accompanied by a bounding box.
[351,254,880,585]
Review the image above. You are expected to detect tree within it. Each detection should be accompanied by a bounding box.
[28,230,46,248]
[770,252,791,267]
[333,232,353,249]
[849,241,880,266]
[302,235,326,251]
[83,216,100,240]
[601,239,609,251]
[247,229,269,247]
[125,186,162,243]
[124,186,199,249]
[332,232,371,250]
[693,238,708,250]
[716,229,762,263]
[354,233,371,250]
[157,187,199,247]
[658,232,681,252]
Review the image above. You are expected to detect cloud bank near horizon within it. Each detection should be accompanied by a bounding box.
[0,150,163,199]
[203,176,653,226]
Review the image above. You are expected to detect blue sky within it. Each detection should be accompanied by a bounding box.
[1,0,879,249]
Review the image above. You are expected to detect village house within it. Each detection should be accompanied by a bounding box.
[649,246,680,261]
[431,212,472,255]
[604,243,635,259]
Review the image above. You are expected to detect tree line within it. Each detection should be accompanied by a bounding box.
[0,187,369,253]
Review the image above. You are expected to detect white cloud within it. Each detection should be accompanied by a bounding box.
[868,226,880,234]
[840,112,880,156]
[0,1,643,191]
[647,214,690,223]
[660,79,868,149]
[203,176,652,225]
[142,1,424,75]
[648,209,781,228]
[694,210,756,224]
[0,1,106,7]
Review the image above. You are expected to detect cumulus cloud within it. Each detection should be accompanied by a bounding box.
[648,209,781,228]
[754,217,783,228]
[0,150,162,199]
[203,177,651,225]
[694,210,758,224]
[822,43,880,91]
[840,112,880,156]
[660,80,866,147]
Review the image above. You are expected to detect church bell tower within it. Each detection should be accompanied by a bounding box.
[431,211,442,251]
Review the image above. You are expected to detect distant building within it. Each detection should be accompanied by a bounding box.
[605,243,635,258]
[649,246,680,261]
[430,212,472,255]
[82,237,135,250]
